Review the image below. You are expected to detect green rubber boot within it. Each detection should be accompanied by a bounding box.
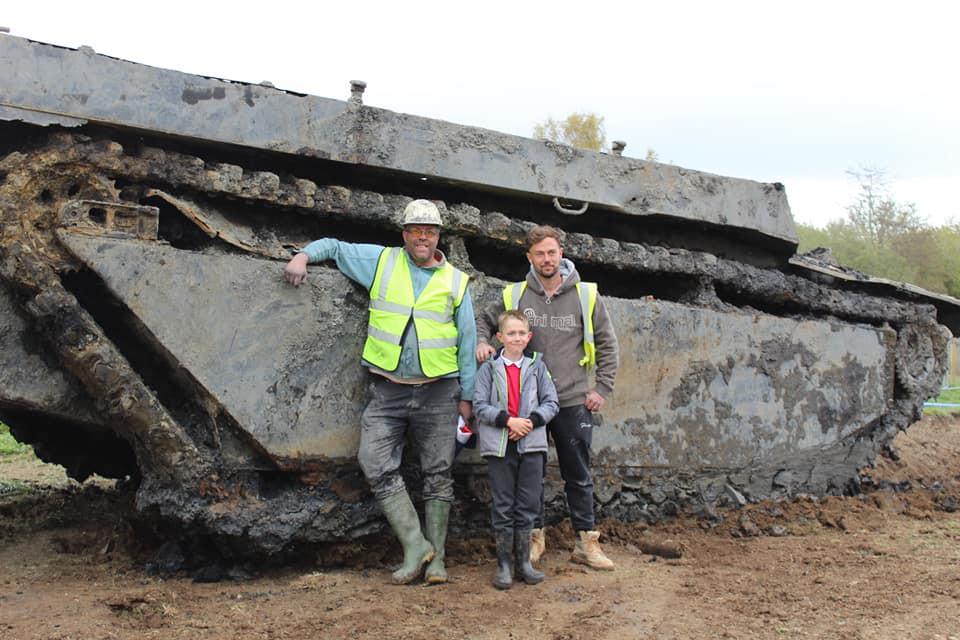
[379,492,435,585]
[423,500,451,584]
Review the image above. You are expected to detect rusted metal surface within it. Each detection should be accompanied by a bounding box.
[0,139,212,487]
[0,33,797,248]
[599,302,894,467]
[60,199,159,240]
[146,189,289,259]
[0,284,101,427]
[790,253,960,331]
[59,232,369,464]
[57,231,899,477]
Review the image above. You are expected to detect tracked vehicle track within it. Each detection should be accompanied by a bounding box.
[0,131,953,553]
[0,35,956,554]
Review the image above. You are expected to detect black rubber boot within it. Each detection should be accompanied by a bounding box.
[423,500,450,584]
[514,529,545,585]
[492,529,514,590]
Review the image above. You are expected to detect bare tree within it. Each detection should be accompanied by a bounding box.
[845,166,924,246]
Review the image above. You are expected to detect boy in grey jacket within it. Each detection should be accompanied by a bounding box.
[474,310,559,589]
[476,225,619,570]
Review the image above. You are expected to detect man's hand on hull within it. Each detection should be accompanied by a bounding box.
[283,253,309,286]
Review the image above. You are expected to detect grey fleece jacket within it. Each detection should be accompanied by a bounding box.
[477,258,619,408]
[473,350,559,457]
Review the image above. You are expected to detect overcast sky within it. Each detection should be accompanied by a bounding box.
[4,1,958,228]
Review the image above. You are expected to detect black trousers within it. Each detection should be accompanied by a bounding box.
[486,440,544,532]
[536,404,595,531]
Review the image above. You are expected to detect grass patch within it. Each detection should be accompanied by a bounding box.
[923,387,960,415]
[0,422,33,456]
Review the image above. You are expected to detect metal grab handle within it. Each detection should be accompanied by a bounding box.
[552,197,589,215]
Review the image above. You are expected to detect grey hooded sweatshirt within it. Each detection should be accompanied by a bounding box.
[478,258,619,408]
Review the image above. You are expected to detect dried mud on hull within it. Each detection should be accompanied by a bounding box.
[0,128,952,554]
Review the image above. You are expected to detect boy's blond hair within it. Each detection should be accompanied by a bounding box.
[497,309,529,332]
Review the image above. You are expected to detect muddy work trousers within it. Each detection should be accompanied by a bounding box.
[536,404,596,532]
[358,374,459,502]
[485,440,544,532]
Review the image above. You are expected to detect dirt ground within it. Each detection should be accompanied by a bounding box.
[2,416,959,640]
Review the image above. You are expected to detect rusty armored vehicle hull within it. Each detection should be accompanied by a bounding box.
[1,34,956,554]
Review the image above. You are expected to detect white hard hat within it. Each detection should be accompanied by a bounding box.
[401,199,443,227]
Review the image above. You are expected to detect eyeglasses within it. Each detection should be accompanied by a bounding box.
[404,226,439,238]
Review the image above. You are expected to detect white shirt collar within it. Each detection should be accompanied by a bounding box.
[501,352,523,367]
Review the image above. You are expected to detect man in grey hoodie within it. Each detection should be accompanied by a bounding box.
[476,225,620,570]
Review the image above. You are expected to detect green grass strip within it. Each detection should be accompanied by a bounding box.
[0,422,32,456]
[923,388,960,415]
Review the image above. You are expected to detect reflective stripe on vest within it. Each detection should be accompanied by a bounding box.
[502,280,598,370]
[363,247,468,377]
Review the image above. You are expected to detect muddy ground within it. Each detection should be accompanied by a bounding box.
[1,416,959,640]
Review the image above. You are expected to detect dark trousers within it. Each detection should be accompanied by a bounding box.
[357,375,459,501]
[536,404,595,531]
[486,440,544,532]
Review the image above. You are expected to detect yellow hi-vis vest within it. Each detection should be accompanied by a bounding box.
[363,247,469,377]
[502,281,598,370]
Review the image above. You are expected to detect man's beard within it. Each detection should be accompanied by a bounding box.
[535,265,557,279]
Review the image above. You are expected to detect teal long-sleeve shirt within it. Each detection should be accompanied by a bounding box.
[298,238,476,401]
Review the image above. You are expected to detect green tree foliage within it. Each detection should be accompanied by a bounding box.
[797,168,960,298]
[533,112,606,152]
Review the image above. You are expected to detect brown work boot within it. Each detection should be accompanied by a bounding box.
[529,528,546,564]
[570,530,615,570]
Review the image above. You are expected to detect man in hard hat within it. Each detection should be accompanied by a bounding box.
[283,199,476,585]
[476,224,619,570]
